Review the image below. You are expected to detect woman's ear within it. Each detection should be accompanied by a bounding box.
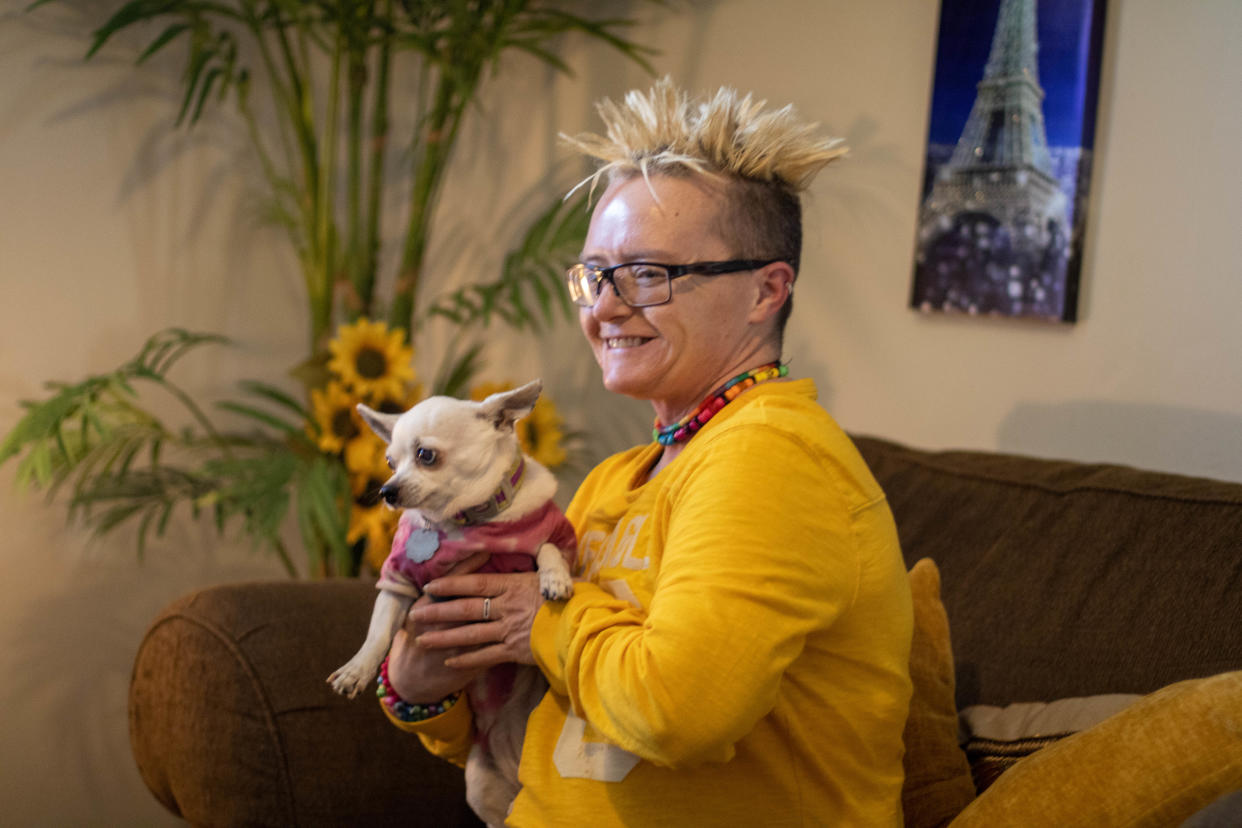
[748,261,797,324]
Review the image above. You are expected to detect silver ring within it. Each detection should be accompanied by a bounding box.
[482,597,491,621]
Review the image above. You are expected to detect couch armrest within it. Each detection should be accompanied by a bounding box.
[129,579,482,827]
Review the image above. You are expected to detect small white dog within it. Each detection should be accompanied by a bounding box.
[327,380,576,826]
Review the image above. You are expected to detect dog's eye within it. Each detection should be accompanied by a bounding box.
[385,456,394,470]
[415,447,438,467]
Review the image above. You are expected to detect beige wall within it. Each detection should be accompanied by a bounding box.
[2,0,1240,821]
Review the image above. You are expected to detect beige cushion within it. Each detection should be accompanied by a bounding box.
[950,670,1242,827]
[902,558,976,828]
[959,693,1140,792]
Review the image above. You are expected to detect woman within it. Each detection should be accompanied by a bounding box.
[384,78,913,826]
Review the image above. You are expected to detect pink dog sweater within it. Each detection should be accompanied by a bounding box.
[378,500,578,597]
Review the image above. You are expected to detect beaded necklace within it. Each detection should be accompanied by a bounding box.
[653,361,788,446]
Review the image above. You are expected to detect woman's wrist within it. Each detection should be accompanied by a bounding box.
[377,657,461,722]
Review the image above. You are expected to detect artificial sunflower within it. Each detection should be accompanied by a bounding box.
[309,381,361,454]
[470,381,568,469]
[368,381,424,416]
[344,429,393,498]
[347,501,400,573]
[328,318,415,401]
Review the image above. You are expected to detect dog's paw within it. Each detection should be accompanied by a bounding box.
[327,660,376,699]
[539,567,574,601]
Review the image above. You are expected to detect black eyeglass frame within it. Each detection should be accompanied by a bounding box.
[566,258,781,308]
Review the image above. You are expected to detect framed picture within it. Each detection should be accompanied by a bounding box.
[911,0,1108,323]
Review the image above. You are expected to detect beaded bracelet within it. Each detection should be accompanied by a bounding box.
[376,657,461,723]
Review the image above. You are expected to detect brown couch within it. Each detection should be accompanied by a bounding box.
[129,436,1242,826]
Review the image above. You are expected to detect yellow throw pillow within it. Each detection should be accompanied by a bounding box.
[949,670,1242,827]
[902,558,977,828]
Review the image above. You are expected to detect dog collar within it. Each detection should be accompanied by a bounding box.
[452,454,526,526]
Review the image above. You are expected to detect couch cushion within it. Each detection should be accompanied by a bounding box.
[853,436,1242,707]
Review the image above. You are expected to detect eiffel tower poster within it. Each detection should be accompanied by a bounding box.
[911,0,1107,322]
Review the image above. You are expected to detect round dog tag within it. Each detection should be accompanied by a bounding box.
[404,527,440,563]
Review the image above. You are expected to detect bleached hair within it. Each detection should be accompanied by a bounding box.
[561,76,848,199]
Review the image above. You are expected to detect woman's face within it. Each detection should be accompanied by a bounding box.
[578,175,780,424]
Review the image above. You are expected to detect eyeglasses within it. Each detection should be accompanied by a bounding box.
[566,259,780,308]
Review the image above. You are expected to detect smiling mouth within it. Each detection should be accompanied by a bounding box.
[605,336,651,349]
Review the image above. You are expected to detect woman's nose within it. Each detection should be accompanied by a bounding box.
[591,278,631,321]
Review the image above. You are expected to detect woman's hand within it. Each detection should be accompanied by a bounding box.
[385,552,490,704]
[412,570,546,669]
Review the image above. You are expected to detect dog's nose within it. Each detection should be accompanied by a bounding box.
[379,483,399,506]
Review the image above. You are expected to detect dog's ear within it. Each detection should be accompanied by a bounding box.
[477,379,542,431]
[356,404,400,444]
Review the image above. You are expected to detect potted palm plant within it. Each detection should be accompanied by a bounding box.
[3,0,653,576]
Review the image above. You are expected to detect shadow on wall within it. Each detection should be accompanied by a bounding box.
[997,401,1242,484]
[0,548,285,826]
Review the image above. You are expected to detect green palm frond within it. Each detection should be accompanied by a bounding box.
[1,330,223,485]
[0,329,351,576]
[430,340,486,398]
[291,451,353,574]
[423,188,589,331]
[502,8,656,76]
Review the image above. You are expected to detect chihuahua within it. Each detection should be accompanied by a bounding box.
[328,380,576,826]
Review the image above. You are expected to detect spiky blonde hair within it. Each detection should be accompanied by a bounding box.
[561,76,847,198]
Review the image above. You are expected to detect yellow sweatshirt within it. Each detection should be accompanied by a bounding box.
[408,379,912,826]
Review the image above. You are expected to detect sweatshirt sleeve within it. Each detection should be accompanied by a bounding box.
[381,694,476,769]
[531,424,864,769]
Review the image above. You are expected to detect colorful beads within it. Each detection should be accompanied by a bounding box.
[376,657,461,723]
[653,362,787,446]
